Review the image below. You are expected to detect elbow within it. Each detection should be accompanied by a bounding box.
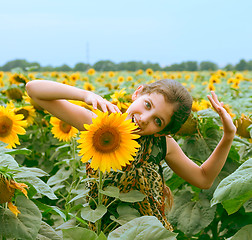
[198,181,213,190]
[25,81,35,98]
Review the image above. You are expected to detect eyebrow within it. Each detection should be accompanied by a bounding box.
[148,98,166,126]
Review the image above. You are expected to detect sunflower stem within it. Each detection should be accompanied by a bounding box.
[96,170,104,235]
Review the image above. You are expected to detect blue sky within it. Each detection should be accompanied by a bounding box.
[1,0,252,67]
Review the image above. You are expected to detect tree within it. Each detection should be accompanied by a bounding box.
[185,61,198,71]
[55,64,72,71]
[235,59,247,71]
[223,64,234,71]
[199,61,218,71]
[73,63,90,71]
[1,59,40,71]
[93,60,117,71]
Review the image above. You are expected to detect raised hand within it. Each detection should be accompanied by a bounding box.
[84,91,121,114]
[207,91,236,138]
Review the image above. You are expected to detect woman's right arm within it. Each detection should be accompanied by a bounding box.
[26,80,120,130]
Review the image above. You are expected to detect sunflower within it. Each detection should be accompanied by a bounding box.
[0,175,28,216]
[108,71,115,78]
[87,68,96,75]
[110,89,131,111]
[0,105,27,148]
[77,111,140,173]
[15,106,36,126]
[84,82,96,91]
[50,117,79,142]
[146,68,153,76]
[9,73,28,85]
[5,87,23,101]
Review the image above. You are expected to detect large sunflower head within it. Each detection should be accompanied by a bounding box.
[77,111,140,173]
[50,117,79,142]
[0,105,27,149]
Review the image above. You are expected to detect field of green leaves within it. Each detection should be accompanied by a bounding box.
[0,69,251,240]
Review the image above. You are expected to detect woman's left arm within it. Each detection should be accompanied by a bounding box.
[165,91,236,189]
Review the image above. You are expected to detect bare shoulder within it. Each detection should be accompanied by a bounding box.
[164,135,187,164]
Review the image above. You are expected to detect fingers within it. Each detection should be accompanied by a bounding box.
[95,99,121,114]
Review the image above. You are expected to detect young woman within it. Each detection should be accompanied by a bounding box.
[26,79,236,231]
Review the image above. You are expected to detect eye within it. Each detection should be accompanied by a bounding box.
[145,101,151,109]
[155,118,162,127]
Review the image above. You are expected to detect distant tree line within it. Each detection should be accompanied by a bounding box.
[0,59,252,72]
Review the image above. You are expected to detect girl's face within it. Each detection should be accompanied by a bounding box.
[126,86,174,136]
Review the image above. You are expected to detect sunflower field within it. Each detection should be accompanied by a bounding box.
[0,68,251,240]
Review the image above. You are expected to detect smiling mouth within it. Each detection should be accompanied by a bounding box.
[132,116,141,132]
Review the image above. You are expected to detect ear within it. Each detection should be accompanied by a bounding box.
[132,85,144,101]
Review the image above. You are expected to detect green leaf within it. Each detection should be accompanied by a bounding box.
[68,189,90,204]
[81,205,107,223]
[97,232,107,240]
[0,195,42,240]
[17,166,49,178]
[5,148,32,155]
[47,168,72,186]
[108,216,177,240]
[168,190,216,236]
[0,152,19,169]
[63,227,98,240]
[231,224,252,240]
[36,221,61,240]
[211,158,252,214]
[244,198,252,212]
[16,175,57,200]
[119,190,146,202]
[99,186,120,198]
[111,205,140,226]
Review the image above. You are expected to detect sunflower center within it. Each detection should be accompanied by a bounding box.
[93,127,121,153]
[0,116,13,137]
[59,121,72,133]
[15,109,29,120]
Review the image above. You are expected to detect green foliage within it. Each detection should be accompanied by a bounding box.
[108,216,178,240]
[0,196,42,240]
[211,158,252,214]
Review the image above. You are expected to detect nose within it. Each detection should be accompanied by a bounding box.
[139,113,151,125]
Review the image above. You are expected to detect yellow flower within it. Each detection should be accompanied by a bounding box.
[5,88,23,101]
[77,111,140,173]
[0,176,28,216]
[185,74,191,80]
[84,82,96,91]
[209,75,221,84]
[117,76,125,83]
[235,73,243,80]
[207,83,215,91]
[23,92,44,111]
[146,68,153,76]
[87,68,96,75]
[136,69,143,75]
[192,101,201,112]
[0,105,26,148]
[108,71,115,78]
[15,106,36,127]
[0,71,4,79]
[70,73,80,81]
[50,117,79,142]
[126,76,133,81]
[9,73,28,85]
[110,89,131,111]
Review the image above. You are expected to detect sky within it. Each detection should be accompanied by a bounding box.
[1,0,252,68]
